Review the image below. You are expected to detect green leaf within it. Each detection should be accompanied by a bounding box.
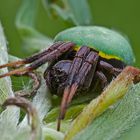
[42,126,64,140]
[44,104,85,123]
[65,67,140,140]
[32,79,52,121]
[44,104,86,133]
[46,120,71,134]
[0,24,41,140]
[0,23,14,103]
[73,83,140,140]
[0,22,20,140]
[0,108,21,140]
[43,0,92,25]
[118,117,140,140]
[16,0,53,54]
[2,96,42,140]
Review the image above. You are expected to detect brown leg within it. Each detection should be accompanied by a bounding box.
[99,60,122,76]
[58,47,90,114]
[57,46,90,130]
[67,46,91,85]
[82,64,98,91]
[67,51,99,105]
[57,48,99,131]
[0,42,64,69]
[95,71,108,89]
[0,42,75,78]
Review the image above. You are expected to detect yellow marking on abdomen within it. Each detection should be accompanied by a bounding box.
[99,51,121,60]
[73,46,122,60]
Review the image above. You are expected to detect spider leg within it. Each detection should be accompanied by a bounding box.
[0,42,64,69]
[57,48,99,131]
[67,46,91,85]
[58,46,90,118]
[15,72,41,98]
[99,60,122,76]
[67,51,99,105]
[0,42,75,78]
[44,69,52,92]
[95,71,108,89]
[82,64,97,90]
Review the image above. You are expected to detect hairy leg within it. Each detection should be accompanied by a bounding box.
[57,47,99,131]
[0,42,75,78]
[58,46,90,122]
[95,71,108,89]
[67,51,99,105]
[57,46,91,128]
[99,60,122,76]
[0,42,64,69]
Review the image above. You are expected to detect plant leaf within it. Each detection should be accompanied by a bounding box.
[73,83,140,140]
[42,126,64,140]
[65,66,140,140]
[0,108,21,140]
[43,0,92,25]
[16,0,53,54]
[0,23,14,103]
[32,78,52,121]
[118,116,140,140]
[0,22,20,140]
[0,23,41,140]
[44,104,85,123]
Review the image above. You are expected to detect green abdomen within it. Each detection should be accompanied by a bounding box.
[54,26,135,65]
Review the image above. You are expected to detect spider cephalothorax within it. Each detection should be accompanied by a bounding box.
[0,26,135,131]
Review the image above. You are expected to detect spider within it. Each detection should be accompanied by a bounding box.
[0,41,123,130]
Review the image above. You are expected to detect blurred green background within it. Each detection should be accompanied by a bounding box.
[0,0,140,67]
